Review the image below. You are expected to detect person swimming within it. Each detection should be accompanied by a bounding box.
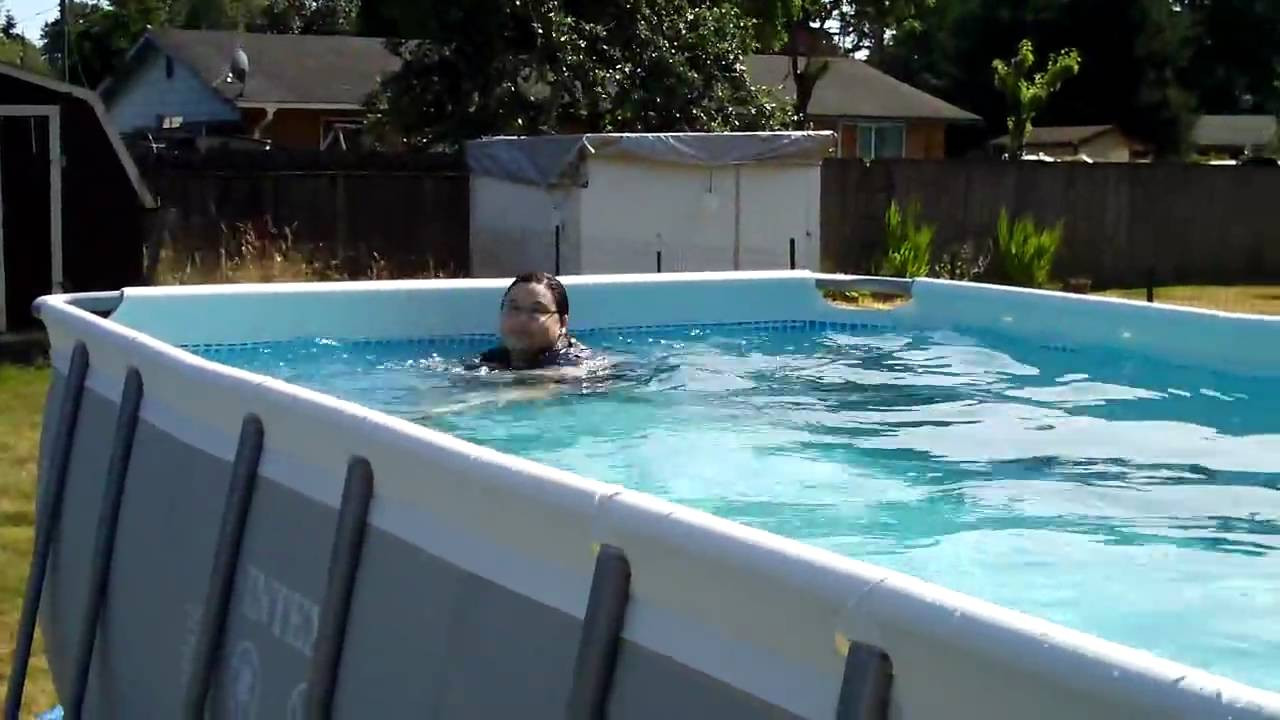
[473,271,593,371]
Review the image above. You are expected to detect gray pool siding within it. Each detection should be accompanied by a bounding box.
[30,273,1280,719]
[38,372,795,718]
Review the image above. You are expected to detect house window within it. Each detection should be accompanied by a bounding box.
[855,123,905,160]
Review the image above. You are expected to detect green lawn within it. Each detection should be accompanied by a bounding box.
[0,363,56,716]
[1098,285,1280,316]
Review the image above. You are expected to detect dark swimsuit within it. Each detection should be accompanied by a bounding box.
[474,336,593,370]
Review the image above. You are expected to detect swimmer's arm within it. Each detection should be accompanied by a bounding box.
[426,384,565,415]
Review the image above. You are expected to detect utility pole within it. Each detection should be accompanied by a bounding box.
[60,0,69,82]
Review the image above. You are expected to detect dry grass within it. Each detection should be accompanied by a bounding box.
[0,363,56,716]
[150,219,455,285]
[822,289,911,310]
[1097,285,1280,316]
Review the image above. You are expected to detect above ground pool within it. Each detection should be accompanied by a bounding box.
[23,272,1280,719]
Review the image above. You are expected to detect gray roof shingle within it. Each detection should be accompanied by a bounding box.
[1191,115,1278,149]
[147,28,401,106]
[121,31,983,123]
[990,125,1120,147]
[745,54,980,123]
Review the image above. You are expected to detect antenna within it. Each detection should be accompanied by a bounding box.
[226,42,249,97]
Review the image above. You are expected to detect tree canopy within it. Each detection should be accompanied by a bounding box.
[18,0,1280,157]
[0,2,49,75]
[367,0,792,149]
[992,38,1081,157]
[879,0,1279,156]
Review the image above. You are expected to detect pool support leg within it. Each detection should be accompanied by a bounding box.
[555,226,561,275]
[790,237,796,270]
[307,457,374,719]
[4,341,88,720]
[567,544,631,720]
[183,414,264,720]
[836,641,894,720]
[65,367,143,719]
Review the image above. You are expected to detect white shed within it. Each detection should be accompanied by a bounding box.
[465,132,835,277]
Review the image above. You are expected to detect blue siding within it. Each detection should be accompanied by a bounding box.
[107,50,240,133]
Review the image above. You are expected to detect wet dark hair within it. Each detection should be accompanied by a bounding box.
[504,271,569,317]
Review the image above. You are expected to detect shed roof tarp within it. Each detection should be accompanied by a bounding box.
[466,132,836,187]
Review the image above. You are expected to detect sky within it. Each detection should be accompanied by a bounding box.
[7,0,62,42]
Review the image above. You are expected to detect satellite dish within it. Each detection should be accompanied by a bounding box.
[225,43,249,90]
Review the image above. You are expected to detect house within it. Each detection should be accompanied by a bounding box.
[1191,115,1278,159]
[99,28,981,157]
[745,54,981,159]
[989,125,1151,162]
[99,29,401,150]
[0,63,156,333]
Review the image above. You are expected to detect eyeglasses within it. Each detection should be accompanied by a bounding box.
[501,301,559,320]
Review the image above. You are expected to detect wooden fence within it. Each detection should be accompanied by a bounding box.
[134,149,471,280]
[821,159,1280,289]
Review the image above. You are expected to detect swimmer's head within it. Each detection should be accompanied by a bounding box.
[499,272,569,355]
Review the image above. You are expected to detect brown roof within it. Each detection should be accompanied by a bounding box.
[991,125,1121,147]
[140,28,401,107]
[746,54,980,123]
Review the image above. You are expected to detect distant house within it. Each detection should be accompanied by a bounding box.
[990,125,1151,162]
[1191,115,1278,159]
[745,54,981,160]
[99,28,981,157]
[99,29,401,150]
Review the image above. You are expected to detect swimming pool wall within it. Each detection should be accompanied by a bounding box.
[101,271,1280,378]
[27,271,1280,718]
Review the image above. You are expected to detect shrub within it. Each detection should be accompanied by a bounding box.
[878,200,935,278]
[934,241,991,281]
[147,218,454,285]
[991,209,1062,288]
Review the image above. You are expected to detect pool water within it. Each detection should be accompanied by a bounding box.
[194,326,1280,691]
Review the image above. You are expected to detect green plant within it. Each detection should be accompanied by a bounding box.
[992,39,1082,158]
[933,241,991,281]
[878,199,934,278]
[147,216,455,286]
[991,209,1063,288]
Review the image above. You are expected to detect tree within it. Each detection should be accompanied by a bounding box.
[369,0,792,150]
[1175,0,1280,115]
[733,0,837,123]
[880,0,1197,157]
[180,0,264,29]
[251,0,357,34]
[0,2,50,74]
[992,38,1080,158]
[830,0,933,64]
[40,0,184,87]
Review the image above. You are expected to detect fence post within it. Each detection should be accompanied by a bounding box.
[835,641,894,720]
[66,368,144,718]
[307,457,374,719]
[566,545,631,720]
[183,414,265,720]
